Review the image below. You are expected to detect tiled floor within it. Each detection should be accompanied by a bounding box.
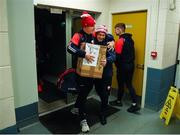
[20,95,180,134]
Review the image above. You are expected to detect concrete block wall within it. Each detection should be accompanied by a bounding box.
[146,0,180,110]
[147,0,167,69]
[144,0,179,110]
[162,0,180,68]
[0,0,16,132]
[6,0,38,129]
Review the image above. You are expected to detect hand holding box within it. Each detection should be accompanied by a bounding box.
[76,43,107,78]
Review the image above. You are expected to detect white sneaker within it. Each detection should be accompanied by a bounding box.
[71,107,79,115]
[80,119,90,133]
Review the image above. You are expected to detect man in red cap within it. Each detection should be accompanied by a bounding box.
[67,11,96,133]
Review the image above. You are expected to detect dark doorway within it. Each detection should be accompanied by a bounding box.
[71,16,81,68]
[34,7,66,106]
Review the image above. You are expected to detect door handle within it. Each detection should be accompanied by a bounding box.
[136,64,144,70]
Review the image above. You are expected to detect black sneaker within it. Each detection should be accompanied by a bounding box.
[99,115,107,125]
[127,104,140,113]
[109,100,123,107]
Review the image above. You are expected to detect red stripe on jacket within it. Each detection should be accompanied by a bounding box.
[71,33,81,46]
[115,37,124,54]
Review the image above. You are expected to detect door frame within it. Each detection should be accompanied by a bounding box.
[175,24,180,88]
[110,8,151,108]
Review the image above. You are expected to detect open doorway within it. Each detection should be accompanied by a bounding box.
[71,14,81,67]
[34,6,67,114]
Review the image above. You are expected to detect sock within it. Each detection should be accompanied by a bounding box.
[132,103,136,106]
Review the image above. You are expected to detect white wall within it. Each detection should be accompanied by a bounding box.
[34,0,110,28]
[162,0,180,68]
[7,0,38,108]
[0,0,16,130]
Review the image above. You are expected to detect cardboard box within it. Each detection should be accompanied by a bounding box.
[76,43,107,78]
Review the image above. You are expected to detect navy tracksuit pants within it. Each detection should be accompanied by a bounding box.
[116,62,137,103]
[75,75,109,120]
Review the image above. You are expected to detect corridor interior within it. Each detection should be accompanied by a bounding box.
[25,6,180,134]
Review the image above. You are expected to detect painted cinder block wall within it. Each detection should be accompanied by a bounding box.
[6,0,38,130]
[0,0,17,133]
[145,0,180,110]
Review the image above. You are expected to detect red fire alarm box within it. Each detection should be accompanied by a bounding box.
[151,51,157,59]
